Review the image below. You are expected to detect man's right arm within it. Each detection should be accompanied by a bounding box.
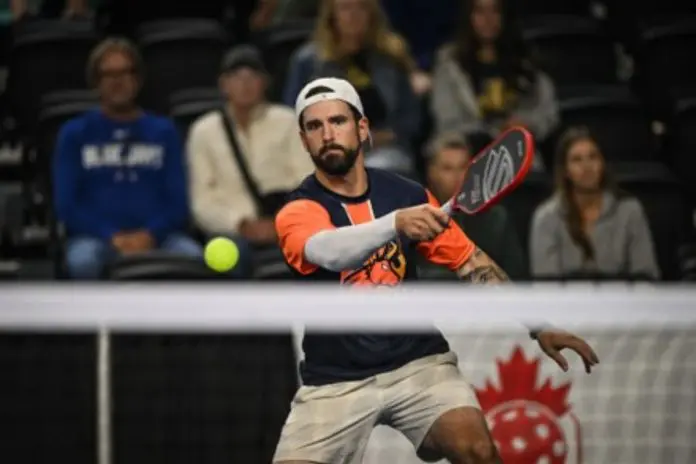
[275,200,399,273]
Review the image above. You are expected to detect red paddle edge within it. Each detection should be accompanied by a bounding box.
[452,126,536,215]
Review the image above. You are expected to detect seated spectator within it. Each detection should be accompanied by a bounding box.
[418,132,527,280]
[530,126,660,281]
[283,0,421,177]
[430,0,558,144]
[187,45,314,278]
[53,38,202,280]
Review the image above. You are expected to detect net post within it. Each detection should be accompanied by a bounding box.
[97,327,112,464]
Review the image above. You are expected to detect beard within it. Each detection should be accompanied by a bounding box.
[310,141,360,176]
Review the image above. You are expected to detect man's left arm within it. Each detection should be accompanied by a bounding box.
[417,190,600,373]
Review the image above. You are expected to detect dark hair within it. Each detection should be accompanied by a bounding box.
[86,37,144,87]
[298,85,362,129]
[452,0,537,95]
[553,126,624,261]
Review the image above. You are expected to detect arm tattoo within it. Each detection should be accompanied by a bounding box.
[456,247,510,284]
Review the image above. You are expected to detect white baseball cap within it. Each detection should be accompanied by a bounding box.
[295,77,365,121]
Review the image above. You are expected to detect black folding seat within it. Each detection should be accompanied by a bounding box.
[631,17,696,114]
[254,19,314,103]
[664,97,696,201]
[522,16,618,86]
[511,0,592,18]
[137,19,228,115]
[169,87,222,139]
[6,20,97,138]
[553,85,658,163]
[614,162,690,280]
[34,90,98,194]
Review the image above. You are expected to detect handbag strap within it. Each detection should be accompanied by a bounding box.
[218,108,265,214]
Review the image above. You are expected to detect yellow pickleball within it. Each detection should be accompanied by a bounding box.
[204,237,239,273]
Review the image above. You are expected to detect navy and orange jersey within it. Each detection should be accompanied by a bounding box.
[275,168,476,386]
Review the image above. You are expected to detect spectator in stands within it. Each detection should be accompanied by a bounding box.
[418,132,527,280]
[430,0,558,143]
[187,45,314,278]
[53,38,202,279]
[283,0,421,177]
[530,126,660,281]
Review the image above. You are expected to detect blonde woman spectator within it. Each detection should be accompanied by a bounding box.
[283,0,421,176]
[431,0,558,142]
[530,127,659,281]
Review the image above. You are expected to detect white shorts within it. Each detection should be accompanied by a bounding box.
[273,351,481,463]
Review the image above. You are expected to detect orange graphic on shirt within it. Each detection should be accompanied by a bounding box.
[340,240,407,286]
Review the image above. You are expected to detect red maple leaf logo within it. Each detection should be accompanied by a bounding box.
[474,345,578,464]
[476,346,571,416]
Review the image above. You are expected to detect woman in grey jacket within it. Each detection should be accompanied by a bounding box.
[430,0,558,142]
[529,126,660,281]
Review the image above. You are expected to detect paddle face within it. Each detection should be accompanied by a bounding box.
[448,126,535,215]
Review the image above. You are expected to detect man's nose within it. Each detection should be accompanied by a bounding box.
[322,122,335,142]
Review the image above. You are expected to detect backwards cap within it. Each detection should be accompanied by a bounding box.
[295,77,365,120]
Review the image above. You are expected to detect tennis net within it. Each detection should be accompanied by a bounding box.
[0,284,694,464]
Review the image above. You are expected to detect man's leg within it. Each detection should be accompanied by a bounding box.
[159,233,204,257]
[273,378,381,464]
[420,407,500,464]
[385,352,500,464]
[65,236,110,280]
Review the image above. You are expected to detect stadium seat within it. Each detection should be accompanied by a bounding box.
[499,171,553,260]
[664,97,696,199]
[521,16,618,86]
[614,162,690,281]
[6,20,98,138]
[252,246,292,280]
[253,20,314,102]
[35,90,98,195]
[510,0,592,18]
[632,17,696,114]
[169,87,223,138]
[107,252,215,281]
[552,85,658,163]
[677,243,696,279]
[136,19,228,115]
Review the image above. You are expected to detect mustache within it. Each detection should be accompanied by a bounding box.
[319,143,347,156]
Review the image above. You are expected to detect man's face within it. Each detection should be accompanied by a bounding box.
[427,146,470,203]
[220,67,266,109]
[299,99,368,176]
[97,51,139,111]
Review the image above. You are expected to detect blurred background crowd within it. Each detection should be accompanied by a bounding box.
[1,0,696,283]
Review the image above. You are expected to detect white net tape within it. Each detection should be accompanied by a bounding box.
[1,284,695,463]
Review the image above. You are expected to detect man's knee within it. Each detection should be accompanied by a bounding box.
[66,238,109,279]
[423,407,500,464]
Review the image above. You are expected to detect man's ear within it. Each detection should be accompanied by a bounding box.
[358,116,370,144]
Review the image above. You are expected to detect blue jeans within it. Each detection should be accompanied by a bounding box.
[65,233,203,280]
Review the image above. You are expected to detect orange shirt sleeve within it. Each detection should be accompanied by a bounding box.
[275,199,336,275]
[416,190,476,271]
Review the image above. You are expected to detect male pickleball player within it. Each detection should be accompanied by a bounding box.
[272,77,599,464]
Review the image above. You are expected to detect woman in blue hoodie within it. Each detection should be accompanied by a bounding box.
[53,38,202,279]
